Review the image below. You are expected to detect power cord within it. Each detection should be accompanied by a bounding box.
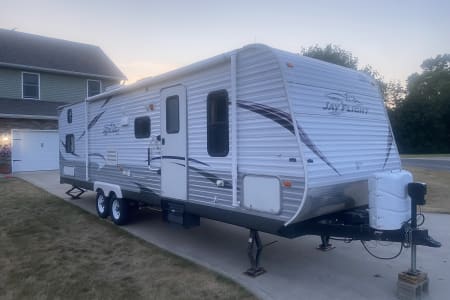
[361,240,404,260]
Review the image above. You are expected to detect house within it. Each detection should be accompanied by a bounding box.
[0,29,126,173]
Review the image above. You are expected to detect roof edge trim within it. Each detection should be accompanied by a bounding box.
[0,62,126,81]
[0,113,58,120]
[86,50,239,102]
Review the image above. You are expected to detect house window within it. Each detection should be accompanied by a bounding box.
[207,90,229,157]
[22,72,40,99]
[65,134,75,153]
[166,95,179,134]
[67,109,72,124]
[134,116,151,138]
[87,80,102,97]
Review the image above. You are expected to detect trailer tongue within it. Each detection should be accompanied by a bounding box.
[279,181,440,250]
[246,180,440,300]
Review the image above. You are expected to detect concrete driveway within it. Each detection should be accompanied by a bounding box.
[15,171,450,300]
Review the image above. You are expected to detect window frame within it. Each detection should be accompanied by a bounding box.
[134,116,151,139]
[86,79,102,98]
[65,134,75,154]
[67,109,73,124]
[21,72,40,100]
[165,95,180,134]
[207,89,229,157]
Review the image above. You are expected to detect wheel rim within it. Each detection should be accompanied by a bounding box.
[97,194,105,213]
[112,199,120,220]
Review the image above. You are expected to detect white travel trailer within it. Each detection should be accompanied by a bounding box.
[59,44,439,275]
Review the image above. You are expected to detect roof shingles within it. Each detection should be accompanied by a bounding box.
[0,29,126,80]
[0,97,64,118]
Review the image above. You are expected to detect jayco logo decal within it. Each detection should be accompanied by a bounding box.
[322,92,368,116]
[103,123,120,136]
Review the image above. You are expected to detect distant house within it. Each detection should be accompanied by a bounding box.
[0,29,126,173]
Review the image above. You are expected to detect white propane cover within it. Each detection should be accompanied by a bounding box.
[368,170,412,230]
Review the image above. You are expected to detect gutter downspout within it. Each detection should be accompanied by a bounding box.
[231,53,238,207]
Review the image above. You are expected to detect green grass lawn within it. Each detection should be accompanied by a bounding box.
[0,177,255,300]
[401,154,450,158]
[405,166,450,214]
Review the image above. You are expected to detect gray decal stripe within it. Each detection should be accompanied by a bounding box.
[190,165,233,189]
[88,111,105,130]
[237,100,341,176]
[149,156,209,166]
[77,131,85,141]
[237,100,295,134]
[101,96,112,108]
[383,130,393,168]
[173,162,232,189]
[132,182,157,196]
[296,124,340,175]
[78,111,106,141]
[89,153,106,161]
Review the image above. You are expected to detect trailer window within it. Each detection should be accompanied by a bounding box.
[65,134,75,153]
[166,95,179,134]
[67,109,72,123]
[134,116,151,138]
[207,90,229,157]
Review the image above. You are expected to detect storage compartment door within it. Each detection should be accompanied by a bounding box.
[243,175,281,214]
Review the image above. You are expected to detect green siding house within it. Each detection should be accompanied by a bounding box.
[0,29,126,173]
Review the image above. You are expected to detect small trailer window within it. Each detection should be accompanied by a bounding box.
[65,134,75,153]
[166,95,180,134]
[134,116,151,138]
[67,109,72,123]
[207,90,229,157]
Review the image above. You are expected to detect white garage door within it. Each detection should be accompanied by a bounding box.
[12,129,59,172]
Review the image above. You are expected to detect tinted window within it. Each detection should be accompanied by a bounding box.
[207,90,229,157]
[166,95,179,134]
[65,134,75,153]
[134,116,151,138]
[87,80,101,97]
[67,109,72,123]
[22,73,39,99]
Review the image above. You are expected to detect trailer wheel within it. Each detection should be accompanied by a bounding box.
[110,193,129,225]
[96,190,109,218]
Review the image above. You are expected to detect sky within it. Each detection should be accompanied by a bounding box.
[1,0,449,83]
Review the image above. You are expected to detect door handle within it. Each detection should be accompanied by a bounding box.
[156,135,165,145]
[148,147,160,172]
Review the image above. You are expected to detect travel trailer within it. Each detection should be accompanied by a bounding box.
[59,44,439,275]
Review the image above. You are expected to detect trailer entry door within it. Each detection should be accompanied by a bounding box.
[160,85,187,200]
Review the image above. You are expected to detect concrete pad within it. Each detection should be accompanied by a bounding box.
[15,171,450,300]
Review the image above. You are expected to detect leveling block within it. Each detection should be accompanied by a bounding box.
[397,271,429,300]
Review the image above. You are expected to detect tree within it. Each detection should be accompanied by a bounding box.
[390,54,450,153]
[301,44,405,107]
[421,54,450,72]
[301,44,358,69]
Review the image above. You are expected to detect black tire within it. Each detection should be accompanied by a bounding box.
[96,190,110,218]
[109,193,129,225]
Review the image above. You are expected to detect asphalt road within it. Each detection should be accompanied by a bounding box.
[15,170,450,300]
[401,158,450,171]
